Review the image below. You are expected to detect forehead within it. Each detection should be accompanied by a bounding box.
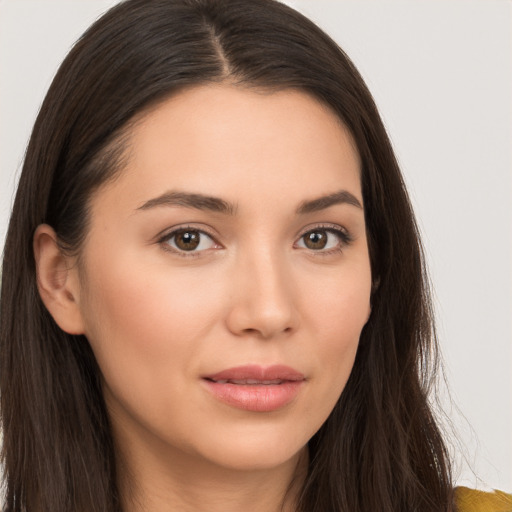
[92,84,362,214]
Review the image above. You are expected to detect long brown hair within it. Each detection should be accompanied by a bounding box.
[0,0,453,510]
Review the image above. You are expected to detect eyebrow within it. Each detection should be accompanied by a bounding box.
[296,190,363,214]
[137,191,236,215]
[136,189,362,215]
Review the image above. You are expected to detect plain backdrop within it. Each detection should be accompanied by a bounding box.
[0,0,510,491]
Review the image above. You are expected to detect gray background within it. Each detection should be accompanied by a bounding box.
[1,0,510,491]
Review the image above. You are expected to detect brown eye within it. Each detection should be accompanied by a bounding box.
[174,230,200,250]
[164,229,216,253]
[303,230,328,250]
[296,227,349,252]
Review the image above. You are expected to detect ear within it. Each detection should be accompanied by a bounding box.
[366,276,380,323]
[371,276,381,295]
[33,224,85,335]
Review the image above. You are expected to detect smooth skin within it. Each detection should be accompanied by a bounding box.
[34,85,372,512]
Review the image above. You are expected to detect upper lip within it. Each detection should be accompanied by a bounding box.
[203,365,305,384]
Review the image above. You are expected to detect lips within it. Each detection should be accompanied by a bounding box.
[202,365,305,412]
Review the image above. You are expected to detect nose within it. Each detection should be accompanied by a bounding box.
[225,248,299,340]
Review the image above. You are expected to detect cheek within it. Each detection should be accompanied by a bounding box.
[305,256,372,343]
[295,258,371,421]
[78,250,224,392]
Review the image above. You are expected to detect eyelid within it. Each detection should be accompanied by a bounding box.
[157,224,223,257]
[155,222,353,257]
[295,223,353,252]
[296,222,351,239]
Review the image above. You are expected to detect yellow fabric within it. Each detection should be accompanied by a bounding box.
[455,486,512,512]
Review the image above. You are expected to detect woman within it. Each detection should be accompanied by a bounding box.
[0,1,510,511]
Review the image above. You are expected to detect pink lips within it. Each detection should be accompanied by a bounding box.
[202,365,305,412]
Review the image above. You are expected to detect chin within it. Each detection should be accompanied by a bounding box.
[182,424,310,472]
[205,441,306,472]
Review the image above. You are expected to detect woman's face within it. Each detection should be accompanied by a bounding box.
[74,84,372,472]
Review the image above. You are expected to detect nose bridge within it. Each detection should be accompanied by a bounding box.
[226,241,298,339]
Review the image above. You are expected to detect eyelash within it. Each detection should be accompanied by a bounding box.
[157,223,353,258]
[158,225,220,258]
[296,223,353,256]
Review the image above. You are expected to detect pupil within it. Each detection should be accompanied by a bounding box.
[305,230,327,250]
[176,231,200,250]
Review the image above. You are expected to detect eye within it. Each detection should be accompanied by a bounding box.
[296,227,350,252]
[161,228,218,254]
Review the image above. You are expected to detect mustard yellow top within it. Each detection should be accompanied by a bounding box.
[455,487,512,512]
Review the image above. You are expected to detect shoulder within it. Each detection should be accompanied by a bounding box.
[455,486,512,512]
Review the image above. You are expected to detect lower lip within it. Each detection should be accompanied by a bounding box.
[202,380,303,412]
